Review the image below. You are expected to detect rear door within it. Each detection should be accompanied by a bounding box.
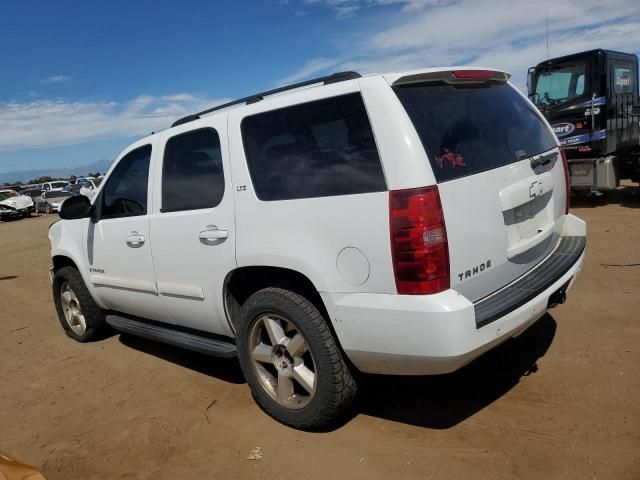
[393,73,567,302]
[149,120,236,337]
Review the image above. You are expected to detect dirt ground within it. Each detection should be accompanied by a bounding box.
[1,185,639,480]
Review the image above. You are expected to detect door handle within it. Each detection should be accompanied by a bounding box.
[125,232,146,248]
[198,227,228,242]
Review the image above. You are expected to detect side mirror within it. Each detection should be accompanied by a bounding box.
[59,195,91,220]
[631,105,640,117]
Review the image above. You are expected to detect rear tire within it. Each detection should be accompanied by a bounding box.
[237,287,358,430]
[52,266,107,342]
[45,203,51,214]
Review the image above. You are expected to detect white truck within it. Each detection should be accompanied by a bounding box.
[48,68,586,429]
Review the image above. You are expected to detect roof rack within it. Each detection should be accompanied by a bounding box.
[171,71,361,127]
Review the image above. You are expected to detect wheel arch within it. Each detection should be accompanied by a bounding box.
[52,254,79,272]
[224,266,330,330]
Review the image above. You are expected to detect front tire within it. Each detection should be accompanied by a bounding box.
[237,287,358,430]
[52,266,107,342]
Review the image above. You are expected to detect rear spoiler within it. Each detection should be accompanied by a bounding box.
[391,69,511,86]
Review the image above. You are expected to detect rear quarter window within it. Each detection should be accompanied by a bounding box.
[241,92,386,201]
[394,82,557,182]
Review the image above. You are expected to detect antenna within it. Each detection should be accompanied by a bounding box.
[546,7,550,59]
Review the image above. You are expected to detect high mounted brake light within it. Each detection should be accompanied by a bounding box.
[392,69,511,86]
[451,70,496,79]
[390,186,450,295]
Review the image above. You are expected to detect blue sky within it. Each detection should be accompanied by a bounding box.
[1,0,639,178]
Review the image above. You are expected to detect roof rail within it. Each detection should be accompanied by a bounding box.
[171,71,361,127]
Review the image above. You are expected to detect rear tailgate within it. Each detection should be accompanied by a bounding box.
[393,70,568,302]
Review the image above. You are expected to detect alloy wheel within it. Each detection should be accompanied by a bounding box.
[248,314,317,409]
[60,281,87,335]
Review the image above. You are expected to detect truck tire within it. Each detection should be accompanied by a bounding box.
[52,266,107,342]
[237,287,358,430]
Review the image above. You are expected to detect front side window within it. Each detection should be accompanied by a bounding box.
[101,145,151,218]
[161,128,224,212]
[241,93,386,201]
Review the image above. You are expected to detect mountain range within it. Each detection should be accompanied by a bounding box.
[0,159,113,184]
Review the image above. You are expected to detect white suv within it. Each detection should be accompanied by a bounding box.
[49,68,586,429]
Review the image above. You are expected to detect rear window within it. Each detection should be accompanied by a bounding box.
[241,93,386,201]
[394,82,557,182]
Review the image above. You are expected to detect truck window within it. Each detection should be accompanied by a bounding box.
[161,128,224,212]
[614,66,634,94]
[101,145,151,218]
[394,82,557,183]
[241,93,386,201]
[534,62,588,105]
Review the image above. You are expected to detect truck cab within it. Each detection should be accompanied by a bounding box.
[528,49,640,192]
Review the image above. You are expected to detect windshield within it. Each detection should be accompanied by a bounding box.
[46,191,73,199]
[94,178,103,187]
[532,62,587,106]
[394,82,557,182]
[0,191,18,201]
[51,181,69,188]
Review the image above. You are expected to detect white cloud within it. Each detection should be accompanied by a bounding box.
[0,94,229,151]
[278,57,343,84]
[289,0,640,90]
[40,75,71,84]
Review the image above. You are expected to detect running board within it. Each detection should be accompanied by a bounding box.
[106,314,237,358]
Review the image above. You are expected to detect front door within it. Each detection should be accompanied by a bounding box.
[85,143,170,323]
[149,121,236,336]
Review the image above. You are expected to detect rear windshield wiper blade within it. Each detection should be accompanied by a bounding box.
[530,151,558,168]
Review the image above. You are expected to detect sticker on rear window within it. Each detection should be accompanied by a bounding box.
[434,149,466,169]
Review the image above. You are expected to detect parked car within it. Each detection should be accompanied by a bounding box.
[42,181,70,192]
[79,177,103,199]
[35,191,73,213]
[73,176,95,186]
[0,189,33,218]
[64,183,84,195]
[19,187,44,204]
[48,68,586,429]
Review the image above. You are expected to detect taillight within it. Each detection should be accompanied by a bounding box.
[390,186,450,295]
[560,147,570,214]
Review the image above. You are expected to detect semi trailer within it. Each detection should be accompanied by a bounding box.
[528,49,640,193]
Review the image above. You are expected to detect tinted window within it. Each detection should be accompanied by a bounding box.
[101,145,151,218]
[394,82,557,182]
[162,128,224,212]
[51,181,68,188]
[241,93,386,201]
[46,191,73,199]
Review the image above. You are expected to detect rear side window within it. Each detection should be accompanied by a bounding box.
[394,82,557,182]
[101,145,151,218]
[241,93,386,201]
[614,66,634,94]
[162,128,224,212]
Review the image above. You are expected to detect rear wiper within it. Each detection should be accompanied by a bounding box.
[530,151,558,168]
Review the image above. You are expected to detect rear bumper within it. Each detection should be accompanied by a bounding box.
[323,214,586,375]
